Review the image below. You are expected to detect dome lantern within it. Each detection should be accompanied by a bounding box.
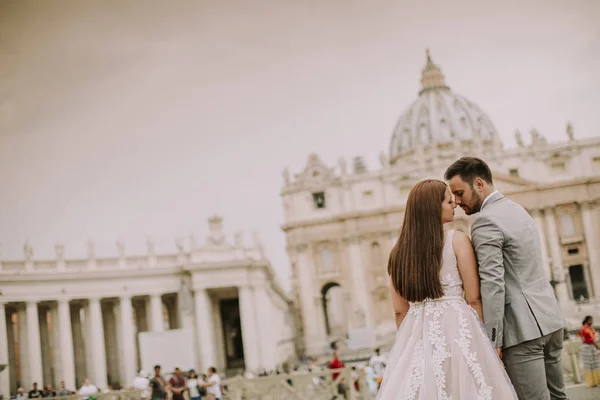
[420,49,449,94]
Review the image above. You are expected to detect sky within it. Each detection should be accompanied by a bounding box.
[1,0,599,291]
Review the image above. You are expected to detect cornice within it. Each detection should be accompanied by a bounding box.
[281,205,404,231]
[0,265,187,282]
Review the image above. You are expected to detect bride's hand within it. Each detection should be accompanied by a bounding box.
[496,347,504,367]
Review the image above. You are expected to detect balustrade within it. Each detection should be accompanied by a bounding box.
[223,367,369,400]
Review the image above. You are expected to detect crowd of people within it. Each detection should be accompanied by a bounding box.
[136,365,222,400]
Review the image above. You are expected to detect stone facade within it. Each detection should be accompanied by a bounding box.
[0,216,296,396]
[281,52,600,356]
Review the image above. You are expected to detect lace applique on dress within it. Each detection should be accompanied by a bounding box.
[441,273,464,297]
[453,303,493,400]
[426,301,451,399]
[404,339,425,400]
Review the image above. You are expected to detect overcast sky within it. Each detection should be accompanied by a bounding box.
[1,0,599,290]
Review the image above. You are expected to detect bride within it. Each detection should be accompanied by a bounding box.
[377,179,518,400]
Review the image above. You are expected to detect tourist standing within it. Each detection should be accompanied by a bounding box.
[28,383,44,399]
[168,368,187,400]
[78,379,98,400]
[328,350,345,398]
[186,369,204,400]
[368,348,385,388]
[201,367,222,400]
[580,316,600,387]
[149,365,167,400]
[15,388,27,400]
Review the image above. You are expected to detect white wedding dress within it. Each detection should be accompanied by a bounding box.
[377,230,518,400]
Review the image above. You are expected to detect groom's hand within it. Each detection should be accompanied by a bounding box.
[496,347,504,367]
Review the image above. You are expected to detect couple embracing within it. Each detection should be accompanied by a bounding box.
[377,157,568,400]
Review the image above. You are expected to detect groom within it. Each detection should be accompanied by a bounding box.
[445,157,568,400]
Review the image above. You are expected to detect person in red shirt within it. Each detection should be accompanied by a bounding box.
[579,316,600,387]
[329,350,346,398]
[168,368,187,400]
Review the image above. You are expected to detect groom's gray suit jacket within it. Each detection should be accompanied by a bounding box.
[470,192,565,349]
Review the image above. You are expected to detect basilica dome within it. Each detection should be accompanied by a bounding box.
[389,51,500,164]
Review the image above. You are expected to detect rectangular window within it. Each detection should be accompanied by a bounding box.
[567,248,579,255]
[551,161,566,172]
[569,264,588,301]
[509,168,519,177]
[559,213,576,237]
[312,192,326,209]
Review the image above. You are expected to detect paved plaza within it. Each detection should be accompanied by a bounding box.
[566,384,600,400]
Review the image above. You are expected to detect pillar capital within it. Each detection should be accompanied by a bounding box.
[543,206,557,215]
[529,208,542,218]
[87,296,104,304]
[580,200,595,211]
[25,300,39,308]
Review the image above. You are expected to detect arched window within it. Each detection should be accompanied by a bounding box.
[320,248,334,272]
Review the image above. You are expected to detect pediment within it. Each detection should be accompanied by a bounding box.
[294,153,336,186]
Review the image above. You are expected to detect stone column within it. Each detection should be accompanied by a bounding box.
[71,304,87,388]
[346,238,373,328]
[50,305,62,384]
[88,298,107,388]
[0,303,10,398]
[18,307,30,389]
[194,289,216,371]
[119,295,137,387]
[58,299,76,391]
[530,209,552,281]
[254,286,276,370]
[580,202,600,298]
[133,300,148,372]
[38,307,52,386]
[149,294,164,332]
[294,245,327,355]
[238,285,261,372]
[102,303,118,385]
[26,301,43,386]
[7,309,17,395]
[544,208,570,302]
[166,297,179,330]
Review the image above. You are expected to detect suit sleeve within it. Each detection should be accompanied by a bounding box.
[471,215,506,347]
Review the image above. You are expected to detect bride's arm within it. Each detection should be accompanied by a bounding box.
[389,277,410,329]
[453,231,484,321]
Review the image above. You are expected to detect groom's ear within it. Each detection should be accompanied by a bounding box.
[473,177,485,191]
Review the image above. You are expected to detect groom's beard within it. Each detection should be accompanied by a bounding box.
[461,190,483,215]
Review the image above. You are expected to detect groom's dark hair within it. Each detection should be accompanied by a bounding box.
[444,157,493,186]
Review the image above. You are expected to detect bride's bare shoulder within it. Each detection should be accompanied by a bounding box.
[451,230,473,254]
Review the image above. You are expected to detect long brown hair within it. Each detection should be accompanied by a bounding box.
[388,179,447,302]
